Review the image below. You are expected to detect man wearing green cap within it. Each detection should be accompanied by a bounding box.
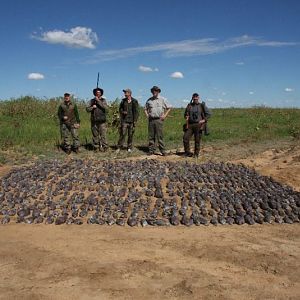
[57,93,80,154]
[117,88,139,152]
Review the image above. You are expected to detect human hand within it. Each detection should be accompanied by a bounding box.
[63,116,68,120]
[74,123,80,129]
[199,119,206,124]
[160,115,165,121]
[92,105,97,109]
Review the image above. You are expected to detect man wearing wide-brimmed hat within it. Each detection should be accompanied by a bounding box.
[86,87,109,151]
[144,86,172,156]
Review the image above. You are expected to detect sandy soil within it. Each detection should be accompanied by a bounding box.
[0,225,299,300]
[0,141,299,300]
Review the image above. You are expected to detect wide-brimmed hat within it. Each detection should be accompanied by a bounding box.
[93,88,104,96]
[150,86,161,93]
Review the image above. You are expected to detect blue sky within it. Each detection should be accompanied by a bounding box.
[0,0,299,107]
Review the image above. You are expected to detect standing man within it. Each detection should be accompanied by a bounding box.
[57,92,80,154]
[117,88,139,152]
[183,93,209,158]
[86,87,109,152]
[144,86,171,156]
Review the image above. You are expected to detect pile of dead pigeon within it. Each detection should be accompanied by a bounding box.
[0,159,299,226]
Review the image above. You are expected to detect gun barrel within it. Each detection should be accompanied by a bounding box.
[96,72,99,88]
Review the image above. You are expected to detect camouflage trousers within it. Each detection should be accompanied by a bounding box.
[60,123,80,150]
[117,122,134,149]
[148,118,165,153]
[91,121,108,150]
[183,123,202,155]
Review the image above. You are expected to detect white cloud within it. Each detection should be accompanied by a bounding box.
[249,91,254,95]
[87,34,298,62]
[235,62,245,65]
[138,65,159,72]
[170,71,184,79]
[28,73,45,80]
[32,26,98,49]
[205,98,239,108]
[285,87,294,92]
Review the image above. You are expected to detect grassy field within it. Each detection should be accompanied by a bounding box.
[0,96,299,163]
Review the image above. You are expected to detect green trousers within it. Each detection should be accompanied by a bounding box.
[118,122,134,149]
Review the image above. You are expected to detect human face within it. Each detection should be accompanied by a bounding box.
[64,95,70,102]
[95,91,102,98]
[193,96,199,103]
[124,91,131,98]
[151,90,159,98]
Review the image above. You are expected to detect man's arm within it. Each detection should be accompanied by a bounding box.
[57,105,63,122]
[144,101,149,118]
[202,102,212,119]
[160,98,172,120]
[74,104,80,124]
[184,105,189,119]
[161,108,171,120]
[86,100,94,113]
[119,100,123,115]
[96,98,108,110]
[133,99,139,123]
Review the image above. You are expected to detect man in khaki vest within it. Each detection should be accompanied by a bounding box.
[144,86,171,156]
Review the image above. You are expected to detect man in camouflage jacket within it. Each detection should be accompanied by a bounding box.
[57,93,80,154]
[117,88,139,152]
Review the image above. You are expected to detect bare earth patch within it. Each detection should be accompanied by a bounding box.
[0,140,299,300]
[233,145,300,192]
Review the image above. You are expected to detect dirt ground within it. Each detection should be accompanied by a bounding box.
[0,140,299,300]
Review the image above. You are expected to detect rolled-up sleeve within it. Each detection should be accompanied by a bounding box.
[162,98,172,109]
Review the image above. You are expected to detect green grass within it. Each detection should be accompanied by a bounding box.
[0,96,299,163]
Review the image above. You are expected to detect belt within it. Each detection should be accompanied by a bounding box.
[149,117,160,120]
